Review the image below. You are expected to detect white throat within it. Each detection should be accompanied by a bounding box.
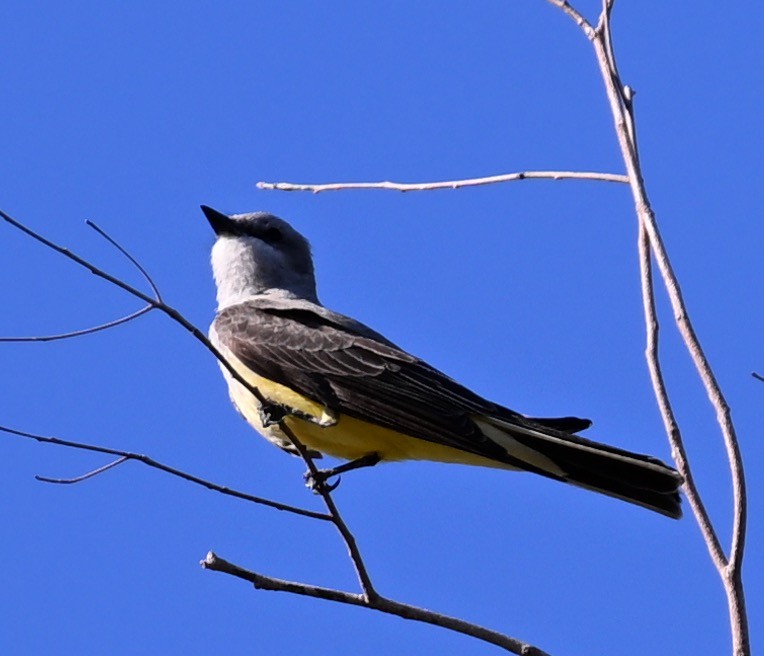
[211,235,319,309]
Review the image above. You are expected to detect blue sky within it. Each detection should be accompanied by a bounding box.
[1,2,761,655]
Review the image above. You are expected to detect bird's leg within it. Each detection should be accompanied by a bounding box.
[319,452,382,478]
[305,452,381,494]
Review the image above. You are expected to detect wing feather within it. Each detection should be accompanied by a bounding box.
[213,301,512,461]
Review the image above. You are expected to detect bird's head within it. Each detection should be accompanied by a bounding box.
[202,205,318,308]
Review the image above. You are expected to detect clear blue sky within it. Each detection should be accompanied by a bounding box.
[1,2,761,655]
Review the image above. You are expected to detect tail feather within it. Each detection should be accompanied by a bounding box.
[526,415,592,434]
[476,415,683,519]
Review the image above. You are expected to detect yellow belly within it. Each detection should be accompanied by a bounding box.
[283,413,510,469]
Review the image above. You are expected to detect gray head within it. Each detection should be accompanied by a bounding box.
[202,205,318,308]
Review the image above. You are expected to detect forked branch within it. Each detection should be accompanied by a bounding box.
[0,423,328,520]
[202,552,550,656]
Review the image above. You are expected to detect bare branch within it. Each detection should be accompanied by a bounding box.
[598,0,749,569]
[637,225,726,569]
[0,217,160,343]
[86,220,164,302]
[0,423,330,521]
[0,208,161,308]
[549,2,750,654]
[0,208,263,409]
[202,552,551,656]
[546,0,595,38]
[0,305,152,343]
[752,372,763,383]
[272,428,379,600]
[36,455,129,484]
[257,170,628,194]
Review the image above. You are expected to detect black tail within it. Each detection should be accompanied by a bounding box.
[477,415,683,519]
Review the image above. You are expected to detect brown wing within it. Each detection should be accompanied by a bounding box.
[213,301,525,463]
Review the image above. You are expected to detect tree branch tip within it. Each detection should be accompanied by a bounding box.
[201,551,220,569]
[34,474,73,485]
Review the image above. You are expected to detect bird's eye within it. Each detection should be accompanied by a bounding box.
[260,226,283,244]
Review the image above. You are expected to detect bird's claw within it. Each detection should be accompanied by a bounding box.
[304,469,341,494]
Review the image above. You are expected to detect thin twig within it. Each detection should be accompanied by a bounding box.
[1,218,159,343]
[0,423,329,521]
[257,170,628,193]
[0,208,263,411]
[202,552,550,656]
[86,220,164,302]
[546,0,595,38]
[0,209,162,309]
[36,455,129,484]
[751,372,763,383]
[0,305,152,342]
[280,429,378,600]
[637,224,726,568]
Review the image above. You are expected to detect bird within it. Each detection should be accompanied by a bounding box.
[202,205,682,518]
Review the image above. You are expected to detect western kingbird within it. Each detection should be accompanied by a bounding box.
[202,205,682,518]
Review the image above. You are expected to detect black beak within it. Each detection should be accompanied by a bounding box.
[201,205,237,236]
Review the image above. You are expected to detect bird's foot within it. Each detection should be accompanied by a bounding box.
[303,453,381,495]
[304,469,341,494]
